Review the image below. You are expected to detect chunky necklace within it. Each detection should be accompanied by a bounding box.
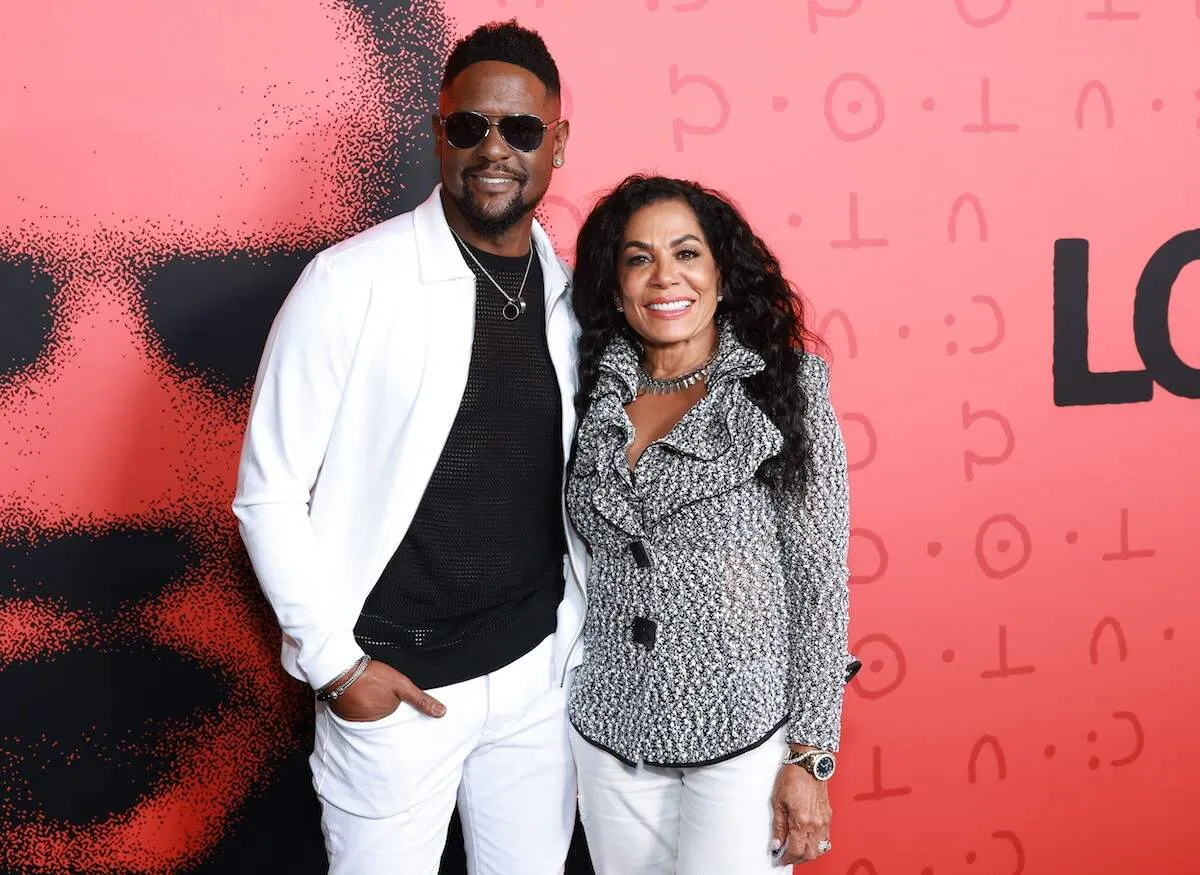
[637,349,719,396]
[449,226,534,321]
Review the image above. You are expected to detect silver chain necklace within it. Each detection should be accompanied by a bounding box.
[449,226,533,321]
[637,349,719,396]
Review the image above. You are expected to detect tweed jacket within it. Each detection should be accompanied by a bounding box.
[566,324,851,767]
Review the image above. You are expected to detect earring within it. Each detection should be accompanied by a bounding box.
[717,293,724,303]
[615,298,624,313]
[553,157,563,167]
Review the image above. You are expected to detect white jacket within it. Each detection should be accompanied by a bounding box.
[232,187,588,690]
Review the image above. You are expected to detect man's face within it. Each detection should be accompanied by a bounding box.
[435,61,568,239]
[0,1,438,871]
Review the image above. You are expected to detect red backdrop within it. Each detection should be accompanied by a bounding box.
[1,1,1196,873]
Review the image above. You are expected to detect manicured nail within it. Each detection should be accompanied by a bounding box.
[770,839,782,853]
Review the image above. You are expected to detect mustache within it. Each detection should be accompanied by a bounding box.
[462,163,528,183]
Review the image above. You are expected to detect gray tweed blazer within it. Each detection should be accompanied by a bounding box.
[566,324,851,767]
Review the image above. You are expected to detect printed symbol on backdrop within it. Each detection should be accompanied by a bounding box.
[967,734,1008,783]
[1076,80,1116,129]
[1086,0,1141,21]
[646,0,709,9]
[1089,616,1128,665]
[968,832,1027,875]
[847,861,880,875]
[818,309,859,359]
[981,625,1037,679]
[962,295,1005,354]
[853,746,914,801]
[808,0,863,33]
[668,64,730,152]
[831,193,889,249]
[1052,712,1146,769]
[919,831,1027,875]
[536,195,583,261]
[956,0,1013,27]
[1106,712,1145,767]
[824,73,885,142]
[849,633,906,699]
[948,193,989,243]
[1054,230,1200,406]
[963,78,1020,133]
[962,403,1014,481]
[975,514,1032,579]
[1101,508,1156,561]
[849,528,889,585]
[841,413,877,471]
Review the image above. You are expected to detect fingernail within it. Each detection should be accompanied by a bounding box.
[770,839,782,853]
[433,704,446,717]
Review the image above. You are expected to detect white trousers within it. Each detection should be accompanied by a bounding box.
[312,635,575,875]
[570,726,787,875]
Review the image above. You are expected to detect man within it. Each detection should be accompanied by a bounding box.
[233,21,586,874]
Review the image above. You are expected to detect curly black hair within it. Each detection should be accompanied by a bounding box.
[572,175,822,491]
[442,20,561,97]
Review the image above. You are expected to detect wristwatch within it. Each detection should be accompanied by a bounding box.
[782,748,837,781]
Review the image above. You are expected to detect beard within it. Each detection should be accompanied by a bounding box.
[450,171,537,239]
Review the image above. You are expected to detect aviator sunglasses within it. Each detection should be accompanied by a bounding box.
[439,111,565,153]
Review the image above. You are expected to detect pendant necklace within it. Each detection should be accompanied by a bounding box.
[449,226,533,321]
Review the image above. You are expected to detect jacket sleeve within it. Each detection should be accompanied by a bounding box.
[777,352,851,751]
[232,252,369,690]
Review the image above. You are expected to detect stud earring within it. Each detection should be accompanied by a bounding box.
[553,157,563,167]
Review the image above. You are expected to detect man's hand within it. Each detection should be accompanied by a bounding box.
[770,763,832,865]
[328,659,446,722]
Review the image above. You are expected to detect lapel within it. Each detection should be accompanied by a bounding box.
[408,187,476,458]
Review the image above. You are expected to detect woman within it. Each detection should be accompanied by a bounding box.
[566,175,853,872]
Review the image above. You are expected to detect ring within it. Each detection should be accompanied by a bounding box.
[817,840,832,853]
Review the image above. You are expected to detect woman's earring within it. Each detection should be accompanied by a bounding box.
[614,298,624,313]
[553,157,564,167]
[717,293,724,303]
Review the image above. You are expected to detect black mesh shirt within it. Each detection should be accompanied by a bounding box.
[353,238,567,689]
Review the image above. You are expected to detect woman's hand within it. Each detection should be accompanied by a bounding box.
[770,761,832,865]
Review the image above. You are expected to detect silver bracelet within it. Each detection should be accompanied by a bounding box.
[315,655,371,702]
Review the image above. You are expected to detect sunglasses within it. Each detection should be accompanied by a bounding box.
[439,111,565,153]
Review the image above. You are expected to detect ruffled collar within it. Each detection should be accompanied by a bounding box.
[571,321,784,536]
[593,320,766,405]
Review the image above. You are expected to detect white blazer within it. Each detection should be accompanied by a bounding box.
[232,187,588,690]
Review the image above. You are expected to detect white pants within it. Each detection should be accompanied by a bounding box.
[570,726,787,875]
[312,635,575,875]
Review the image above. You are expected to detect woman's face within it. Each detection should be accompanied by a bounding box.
[616,198,720,353]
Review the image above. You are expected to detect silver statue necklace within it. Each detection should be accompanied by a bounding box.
[637,349,719,396]
[449,226,533,321]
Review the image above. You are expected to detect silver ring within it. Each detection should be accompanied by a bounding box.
[817,840,832,853]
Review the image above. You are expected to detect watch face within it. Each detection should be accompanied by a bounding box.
[813,754,836,780]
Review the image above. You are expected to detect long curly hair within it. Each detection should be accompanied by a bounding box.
[571,174,822,491]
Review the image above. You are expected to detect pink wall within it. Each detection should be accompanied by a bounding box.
[0,0,1194,871]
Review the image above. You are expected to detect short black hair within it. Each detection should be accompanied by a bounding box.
[442,20,561,97]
